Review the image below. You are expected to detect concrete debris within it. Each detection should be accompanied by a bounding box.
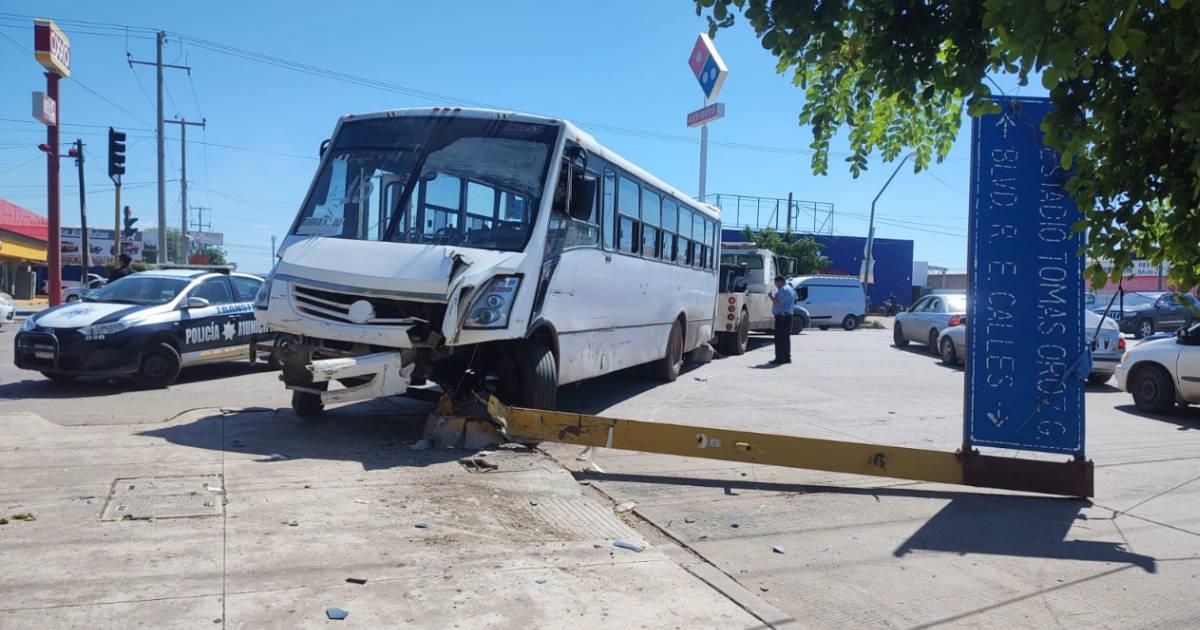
[353,499,369,504]
[684,517,695,524]
[589,462,605,474]
[535,579,547,585]
[408,438,433,451]
[693,377,708,382]
[414,522,429,529]
[326,607,349,620]
[424,415,467,449]
[345,578,367,585]
[264,453,287,461]
[613,539,645,553]
[462,419,502,450]
[730,522,740,528]
[615,502,637,513]
[772,545,785,554]
[575,446,594,461]
[284,520,299,527]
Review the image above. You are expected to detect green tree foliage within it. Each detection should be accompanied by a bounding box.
[695,0,1200,288]
[741,227,830,274]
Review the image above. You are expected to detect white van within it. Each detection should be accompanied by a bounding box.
[790,276,866,330]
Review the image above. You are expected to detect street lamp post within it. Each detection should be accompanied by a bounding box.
[862,152,916,298]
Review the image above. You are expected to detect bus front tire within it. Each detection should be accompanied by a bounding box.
[502,340,558,410]
[655,321,684,382]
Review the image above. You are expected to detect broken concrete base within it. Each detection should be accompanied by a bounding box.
[423,415,503,450]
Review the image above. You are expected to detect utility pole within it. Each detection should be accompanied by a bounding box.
[165,118,206,262]
[129,33,191,264]
[271,235,277,260]
[189,205,212,233]
[863,153,915,296]
[69,139,89,271]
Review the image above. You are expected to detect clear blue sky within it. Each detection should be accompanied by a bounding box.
[0,1,1038,273]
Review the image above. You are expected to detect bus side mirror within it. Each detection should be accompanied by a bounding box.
[569,175,597,221]
[319,139,330,157]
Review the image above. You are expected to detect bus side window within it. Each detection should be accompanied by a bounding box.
[711,221,719,269]
[679,206,694,264]
[564,170,600,249]
[602,169,616,250]
[662,199,678,264]
[641,188,661,259]
[617,175,641,255]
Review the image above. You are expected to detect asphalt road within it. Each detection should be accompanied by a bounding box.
[3,322,1200,627]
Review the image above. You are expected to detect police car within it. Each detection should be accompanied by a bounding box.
[15,268,276,387]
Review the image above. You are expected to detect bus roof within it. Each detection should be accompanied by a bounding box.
[338,107,720,222]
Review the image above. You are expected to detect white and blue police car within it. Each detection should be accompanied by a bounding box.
[15,268,276,387]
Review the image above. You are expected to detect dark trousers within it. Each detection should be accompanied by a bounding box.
[774,314,792,362]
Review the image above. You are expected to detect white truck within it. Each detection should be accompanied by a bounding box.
[715,246,808,355]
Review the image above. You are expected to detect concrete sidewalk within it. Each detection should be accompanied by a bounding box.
[0,406,760,628]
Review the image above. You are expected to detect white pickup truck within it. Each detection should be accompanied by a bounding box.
[714,246,808,355]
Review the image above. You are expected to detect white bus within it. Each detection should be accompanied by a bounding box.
[256,108,721,415]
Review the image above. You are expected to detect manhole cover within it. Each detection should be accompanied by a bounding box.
[100,475,225,521]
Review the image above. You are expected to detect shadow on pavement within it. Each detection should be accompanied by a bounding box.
[576,471,1155,572]
[1113,403,1200,429]
[137,397,465,470]
[895,493,1156,572]
[557,366,676,415]
[0,362,276,401]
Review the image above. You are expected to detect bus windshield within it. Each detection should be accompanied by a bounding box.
[293,116,558,253]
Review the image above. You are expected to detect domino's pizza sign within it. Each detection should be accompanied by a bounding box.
[688,33,728,100]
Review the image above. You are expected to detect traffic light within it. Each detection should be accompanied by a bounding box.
[123,205,138,238]
[107,127,126,180]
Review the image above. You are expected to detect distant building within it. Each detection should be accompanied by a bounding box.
[0,199,48,295]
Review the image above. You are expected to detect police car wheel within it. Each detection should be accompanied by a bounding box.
[133,342,182,389]
[292,390,325,417]
[41,371,77,384]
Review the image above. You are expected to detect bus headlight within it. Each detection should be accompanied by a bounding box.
[464,276,521,329]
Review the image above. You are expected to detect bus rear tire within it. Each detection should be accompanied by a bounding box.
[655,321,684,382]
[501,340,558,410]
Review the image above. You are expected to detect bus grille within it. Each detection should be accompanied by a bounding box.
[291,283,445,328]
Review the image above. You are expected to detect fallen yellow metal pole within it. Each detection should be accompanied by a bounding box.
[486,397,1093,498]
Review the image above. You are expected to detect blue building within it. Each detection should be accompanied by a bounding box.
[721,229,914,308]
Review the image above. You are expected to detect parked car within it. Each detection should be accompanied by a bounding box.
[16,269,277,387]
[893,293,968,353]
[789,275,866,331]
[1116,322,1200,413]
[937,311,1124,385]
[0,292,14,328]
[63,273,106,302]
[1100,291,1199,339]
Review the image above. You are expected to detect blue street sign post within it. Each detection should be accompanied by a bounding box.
[965,97,1087,458]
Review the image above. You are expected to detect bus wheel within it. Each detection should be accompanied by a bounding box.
[500,340,558,410]
[655,321,684,382]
